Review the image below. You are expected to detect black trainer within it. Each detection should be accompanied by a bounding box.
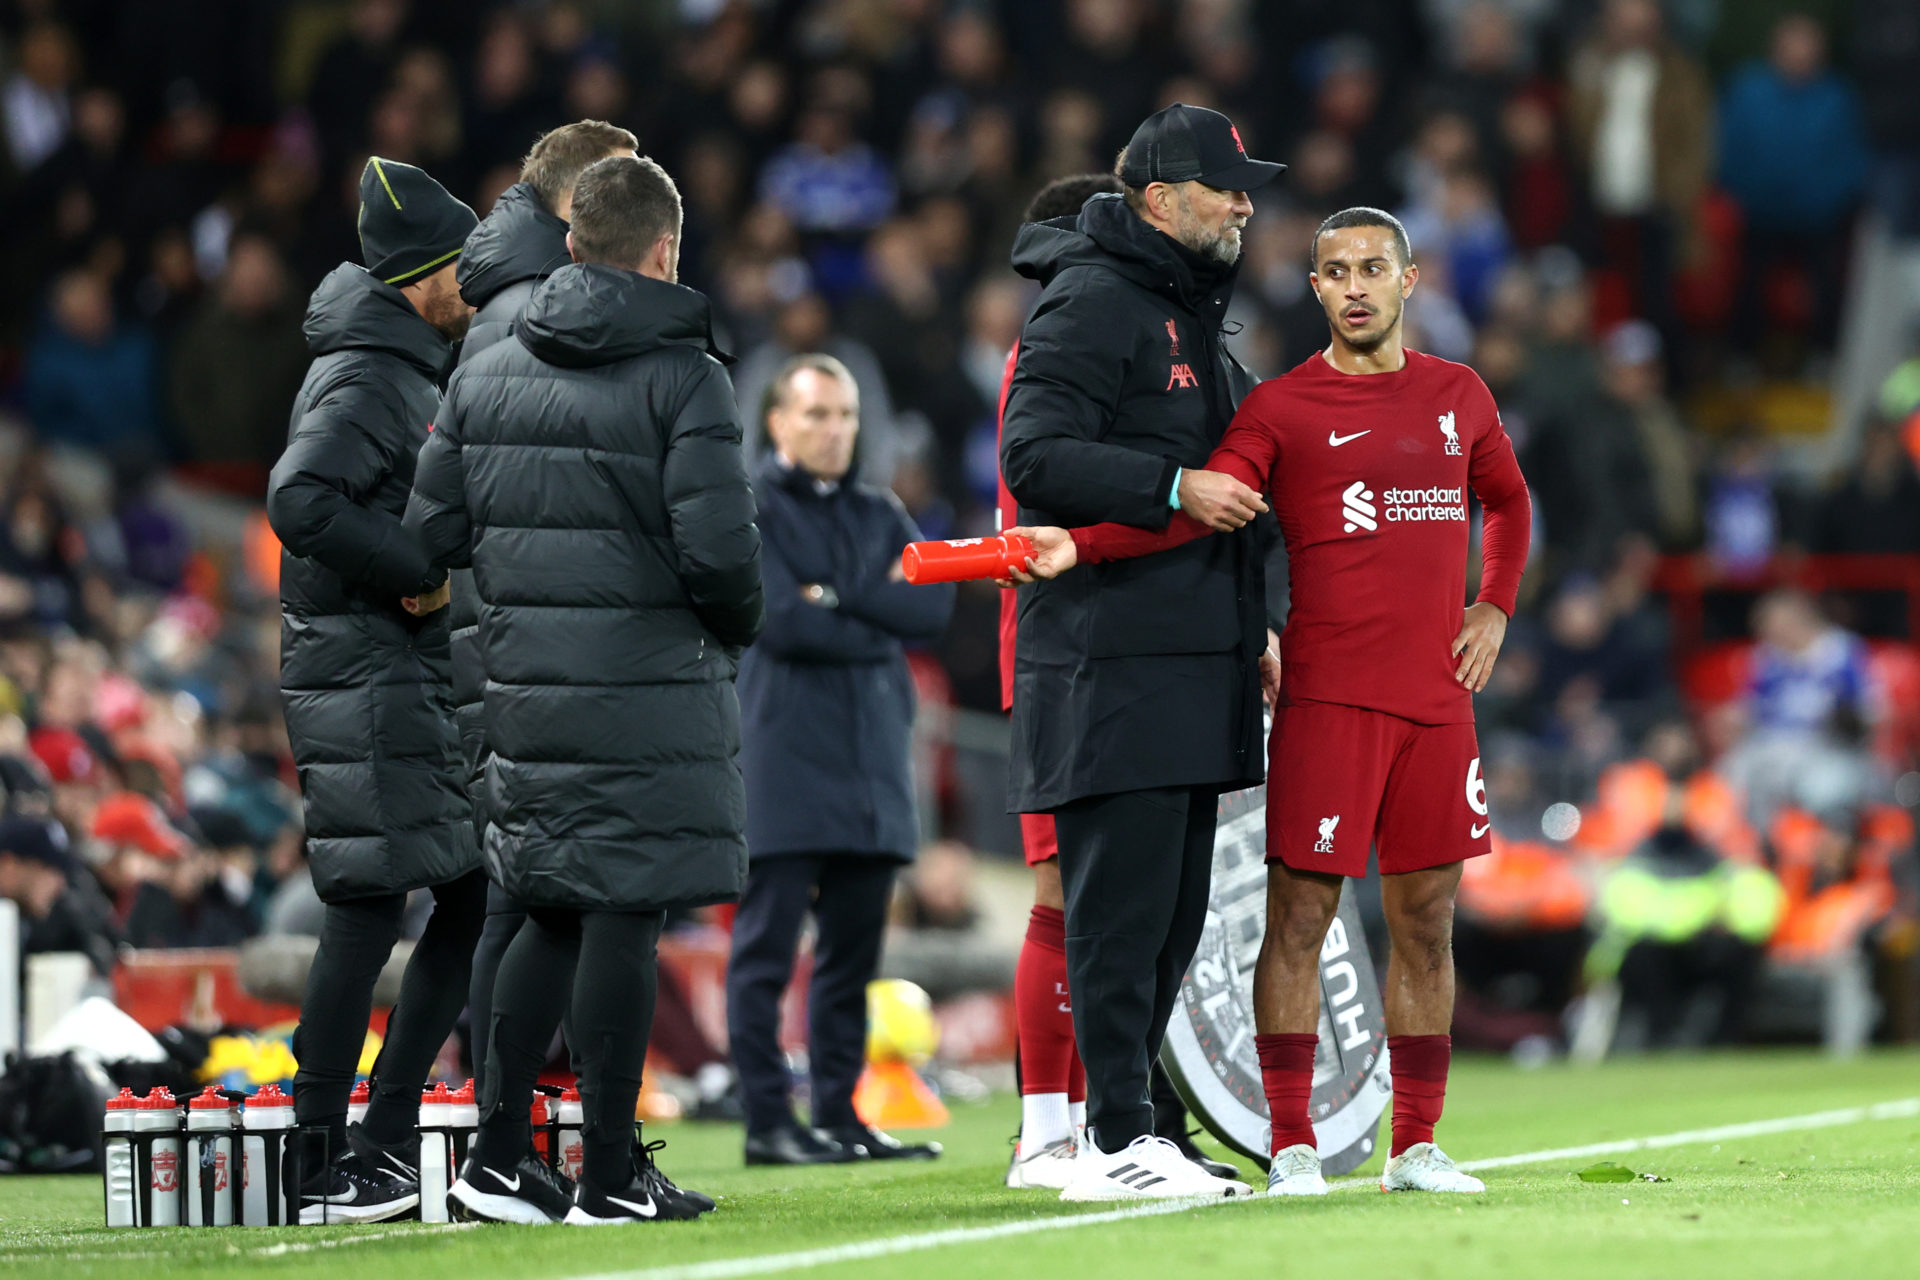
[448,1151,575,1224]
[297,1149,420,1224]
[636,1139,715,1214]
[821,1123,941,1161]
[347,1121,421,1182]
[564,1151,706,1226]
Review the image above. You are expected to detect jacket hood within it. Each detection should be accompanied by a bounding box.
[303,263,451,378]
[457,182,571,308]
[517,263,733,370]
[1011,192,1239,314]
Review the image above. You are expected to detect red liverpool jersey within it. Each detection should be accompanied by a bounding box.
[1073,349,1531,725]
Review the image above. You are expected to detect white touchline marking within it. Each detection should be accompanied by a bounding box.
[25,1098,1919,1271]
[1455,1096,1920,1171]
[8,1221,478,1264]
[567,1096,1920,1280]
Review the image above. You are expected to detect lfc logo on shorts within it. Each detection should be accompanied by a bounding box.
[1314,814,1340,853]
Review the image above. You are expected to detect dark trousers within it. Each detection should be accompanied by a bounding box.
[726,855,896,1135]
[468,881,525,1092]
[291,869,488,1153]
[472,907,664,1190]
[1053,785,1217,1152]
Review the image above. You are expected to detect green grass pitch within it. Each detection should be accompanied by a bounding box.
[2,1051,1915,1280]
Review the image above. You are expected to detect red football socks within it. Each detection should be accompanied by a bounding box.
[1015,905,1078,1096]
[1388,1034,1451,1156]
[1255,1032,1318,1155]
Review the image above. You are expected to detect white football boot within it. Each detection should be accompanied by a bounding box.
[1265,1143,1328,1197]
[1059,1134,1253,1202]
[1379,1142,1485,1193]
[1006,1136,1079,1190]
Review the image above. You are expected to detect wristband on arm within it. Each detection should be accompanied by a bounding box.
[1169,467,1184,511]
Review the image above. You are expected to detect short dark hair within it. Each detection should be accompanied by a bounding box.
[568,155,681,269]
[1312,207,1413,269]
[1025,172,1124,223]
[520,120,639,212]
[764,352,856,425]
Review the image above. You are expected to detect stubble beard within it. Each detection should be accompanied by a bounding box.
[1175,202,1244,266]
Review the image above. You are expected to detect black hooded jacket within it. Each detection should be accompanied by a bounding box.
[445,182,572,783]
[405,262,764,912]
[266,264,478,902]
[1000,193,1267,810]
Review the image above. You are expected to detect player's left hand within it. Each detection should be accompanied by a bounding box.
[1451,602,1508,692]
[996,526,1078,586]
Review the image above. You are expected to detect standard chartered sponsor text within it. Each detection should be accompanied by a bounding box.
[1382,485,1466,522]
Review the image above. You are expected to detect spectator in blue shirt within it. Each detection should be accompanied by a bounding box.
[1719,14,1870,351]
[760,106,897,238]
[1746,588,1875,737]
[24,268,161,462]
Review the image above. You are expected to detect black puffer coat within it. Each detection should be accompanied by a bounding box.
[266,264,478,903]
[1001,193,1268,812]
[405,263,764,911]
[447,182,571,783]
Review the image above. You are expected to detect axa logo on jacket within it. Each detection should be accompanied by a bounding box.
[1340,481,1377,533]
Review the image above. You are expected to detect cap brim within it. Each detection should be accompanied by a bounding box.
[1197,158,1287,192]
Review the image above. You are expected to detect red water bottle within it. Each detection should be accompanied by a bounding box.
[900,533,1035,584]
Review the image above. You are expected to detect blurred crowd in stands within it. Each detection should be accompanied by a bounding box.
[1,0,1918,1053]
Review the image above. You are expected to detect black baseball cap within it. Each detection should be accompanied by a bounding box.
[0,814,74,875]
[1119,104,1286,193]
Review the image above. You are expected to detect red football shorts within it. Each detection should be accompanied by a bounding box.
[1020,812,1059,866]
[1268,699,1491,878]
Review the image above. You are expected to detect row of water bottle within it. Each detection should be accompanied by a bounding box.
[104,1080,583,1227]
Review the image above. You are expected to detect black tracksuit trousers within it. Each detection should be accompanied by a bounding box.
[291,869,488,1157]
[1053,785,1217,1152]
[472,907,665,1191]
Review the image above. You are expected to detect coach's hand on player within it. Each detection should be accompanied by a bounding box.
[997,526,1078,585]
[1177,468,1267,531]
[1451,602,1508,692]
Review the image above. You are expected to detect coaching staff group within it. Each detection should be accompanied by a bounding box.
[1000,103,1282,1200]
[409,154,762,1224]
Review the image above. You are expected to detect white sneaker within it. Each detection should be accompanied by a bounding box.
[1059,1135,1253,1202]
[1380,1143,1485,1193]
[1265,1144,1327,1196]
[1006,1137,1079,1190]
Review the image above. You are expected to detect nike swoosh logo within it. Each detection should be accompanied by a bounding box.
[487,1169,521,1193]
[606,1193,658,1218]
[1470,822,1490,839]
[315,1185,358,1204]
[1328,430,1371,446]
